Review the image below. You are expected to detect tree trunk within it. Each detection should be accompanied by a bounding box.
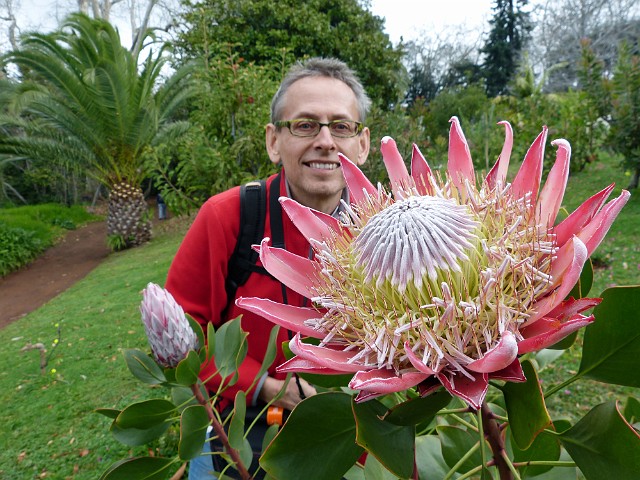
[627,165,640,190]
[107,182,152,251]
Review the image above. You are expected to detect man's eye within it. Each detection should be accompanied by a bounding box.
[295,121,315,130]
[333,122,350,131]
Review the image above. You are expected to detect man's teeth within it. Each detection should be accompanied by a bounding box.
[308,162,338,170]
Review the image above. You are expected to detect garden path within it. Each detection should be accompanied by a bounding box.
[0,221,110,329]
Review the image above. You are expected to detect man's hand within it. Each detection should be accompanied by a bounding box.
[259,375,317,411]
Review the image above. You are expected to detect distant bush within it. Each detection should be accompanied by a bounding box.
[0,203,100,276]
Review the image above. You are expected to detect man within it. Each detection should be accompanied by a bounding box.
[166,57,371,479]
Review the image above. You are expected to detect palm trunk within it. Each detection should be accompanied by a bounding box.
[107,182,152,251]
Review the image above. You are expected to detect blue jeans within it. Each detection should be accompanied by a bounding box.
[188,439,217,480]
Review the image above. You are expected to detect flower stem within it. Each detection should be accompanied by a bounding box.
[190,384,251,480]
[480,402,513,480]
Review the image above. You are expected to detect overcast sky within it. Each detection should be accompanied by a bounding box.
[6,0,495,50]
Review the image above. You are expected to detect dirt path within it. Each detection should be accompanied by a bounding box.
[0,221,111,329]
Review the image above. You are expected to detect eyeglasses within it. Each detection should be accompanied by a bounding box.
[274,118,364,138]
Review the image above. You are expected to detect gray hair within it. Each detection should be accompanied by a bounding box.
[270,57,372,123]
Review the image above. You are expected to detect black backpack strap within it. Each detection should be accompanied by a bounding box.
[223,173,284,315]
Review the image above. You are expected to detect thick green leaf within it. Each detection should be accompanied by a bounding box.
[116,399,176,429]
[186,313,205,352]
[178,405,211,460]
[214,316,248,380]
[623,396,640,425]
[171,386,199,413]
[559,401,640,479]
[437,425,485,472]
[415,435,455,480]
[95,408,120,420]
[228,391,247,451]
[502,360,552,450]
[508,429,560,478]
[175,350,201,386]
[124,349,166,385]
[363,454,401,480]
[255,326,280,380]
[110,418,171,446]
[206,322,215,359]
[99,456,177,480]
[353,398,415,479]
[580,286,640,387]
[261,392,363,480]
[384,388,452,426]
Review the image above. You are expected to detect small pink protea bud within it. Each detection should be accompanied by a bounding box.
[140,282,198,368]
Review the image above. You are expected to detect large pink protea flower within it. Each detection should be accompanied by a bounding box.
[140,282,198,368]
[238,118,630,409]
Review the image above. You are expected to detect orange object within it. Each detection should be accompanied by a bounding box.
[266,406,284,426]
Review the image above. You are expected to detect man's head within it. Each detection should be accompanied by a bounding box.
[266,57,371,214]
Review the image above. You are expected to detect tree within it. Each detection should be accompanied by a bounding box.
[609,41,640,189]
[481,0,531,97]
[174,0,406,108]
[0,13,195,249]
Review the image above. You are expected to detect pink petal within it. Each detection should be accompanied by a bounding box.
[527,236,588,325]
[437,371,488,410]
[511,126,547,201]
[489,359,526,382]
[349,368,428,394]
[546,297,601,320]
[279,197,341,244]
[554,184,614,248]
[286,333,368,373]
[277,356,350,375]
[448,116,475,191]
[404,341,437,375]
[518,314,595,354]
[339,153,376,204]
[486,121,513,189]
[380,136,411,198]
[235,297,326,339]
[258,238,320,299]
[467,331,518,373]
[410,143,434,195]
[576,190,631,256]
[537,139,570,228]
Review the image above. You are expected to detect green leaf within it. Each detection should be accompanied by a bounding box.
[116,399,177,429]
[567,257,593,299]
[559,401,640,479]
[508,429,560,478]
[228,391,246,451]
[353,398,415,479]
[363,454,401,480]
[186,313,205,352]
[175,350,201,386]
[502,360,552,450]
[437,425,485,472]
[123,349,166,385]
[623,396,640,425]
[214,315,248,380]
[99,456,177,480]
[256,326,280,380]
[261,392,363,480]
[207,322,216,359]
[384,388,452,426]
[579,286,640,387]
[178,405,211,460]
[171,386,199,413]
[95,408,120,420]
[415,435,454,480]
[110,419,171,447]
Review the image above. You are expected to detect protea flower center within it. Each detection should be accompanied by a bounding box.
[309,178,554,374]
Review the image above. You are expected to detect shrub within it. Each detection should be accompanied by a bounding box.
[0,223,44,276]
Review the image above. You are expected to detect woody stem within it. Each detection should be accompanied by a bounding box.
[481,402,513,480]
[191,384,251,480]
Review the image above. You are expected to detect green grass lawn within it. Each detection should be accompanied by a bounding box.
[0,153,637,479]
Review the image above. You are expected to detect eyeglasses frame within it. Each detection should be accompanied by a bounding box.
[274,118,364,138]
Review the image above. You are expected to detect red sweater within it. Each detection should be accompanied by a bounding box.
[165,171,310,410]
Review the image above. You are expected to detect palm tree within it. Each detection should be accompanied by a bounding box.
[0,13,195,249]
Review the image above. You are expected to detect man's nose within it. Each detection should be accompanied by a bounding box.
[314,124,336,148]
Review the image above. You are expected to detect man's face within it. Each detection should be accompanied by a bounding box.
[266,76,370,214]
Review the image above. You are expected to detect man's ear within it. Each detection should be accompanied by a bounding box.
[356,126,371,166]
[265,123,281,165]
